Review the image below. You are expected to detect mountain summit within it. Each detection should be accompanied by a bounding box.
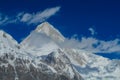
[35,22,65,42]
[21,22,65,56]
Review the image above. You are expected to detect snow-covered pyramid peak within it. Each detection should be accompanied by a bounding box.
[21,22,65,55]
[35,22,65,42]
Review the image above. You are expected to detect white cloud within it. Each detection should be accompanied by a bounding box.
[0,14,9,25]
[20,6,61,24]
[88,27,96,35]
[20,13,32,22]
[96,39,120,53]
[60,37,120,53]
[0,6,61,26]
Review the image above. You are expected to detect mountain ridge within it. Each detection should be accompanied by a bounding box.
[0,22,120,80]
[0,23,83,80]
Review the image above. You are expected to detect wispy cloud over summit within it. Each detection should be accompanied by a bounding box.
[0,6,61,26]
[0,14,9,25]
[20,6,61,24]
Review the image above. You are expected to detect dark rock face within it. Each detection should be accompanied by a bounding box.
[0,53,83,80]
[40,49,83,80]
[0,64,69,80]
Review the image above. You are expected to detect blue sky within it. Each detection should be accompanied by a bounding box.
[0,0,120,59]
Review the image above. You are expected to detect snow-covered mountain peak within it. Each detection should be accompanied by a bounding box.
[0,30,18,49]
[21,22,65,55]
[35,22,65,42]
[35,22,52,32]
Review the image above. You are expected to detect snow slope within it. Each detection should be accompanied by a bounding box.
[21,30,59,56]
[64,49,120,80]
